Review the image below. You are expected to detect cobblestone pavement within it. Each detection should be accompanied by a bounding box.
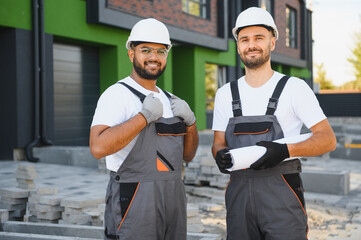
[0,156,361,239]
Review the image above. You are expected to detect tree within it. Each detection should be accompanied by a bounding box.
[314,62,335,89]
[346,29,361,90]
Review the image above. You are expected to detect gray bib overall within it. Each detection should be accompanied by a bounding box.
[104,83,187,240]
[224,76,308,240]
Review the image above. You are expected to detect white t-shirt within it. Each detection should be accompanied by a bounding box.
[91,77,174,172]
[212,71,326,138]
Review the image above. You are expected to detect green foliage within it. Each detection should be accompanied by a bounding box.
[205,63,218,110]
[314,63,335,89]
[346,30,361,90]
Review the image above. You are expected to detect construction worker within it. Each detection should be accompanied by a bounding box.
[212,7,336,240]
[90,18,198,240]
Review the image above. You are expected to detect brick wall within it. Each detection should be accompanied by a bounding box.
[107,0,218,37]
[273,0,301,59]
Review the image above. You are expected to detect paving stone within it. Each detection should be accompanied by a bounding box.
[0,209,9,222]
[0,196,28,204]
[37,211,62,220]
[35,203,64,212]
[0,202,27,211]
[62,213,92,225]
[199,203,223,212]
[9,208,26,218]
[17,181,36,190]
[301,170,350,195]
[15,169,37,180]
[63,207,84,215]
[187,215,202,224]
[187,204,199,217]
[35,188,58,195]
[37,218,59,224]
[0,187,30,198]
[39,195,62,206]
[17,164,36,171]
[187,223,204,233]
[61,197,103,209]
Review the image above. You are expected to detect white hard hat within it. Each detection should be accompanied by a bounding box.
[126,18,172,50]
[232,7,278,41]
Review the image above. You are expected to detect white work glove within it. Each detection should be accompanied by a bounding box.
[140,93,163,124]
[171,95,196,126]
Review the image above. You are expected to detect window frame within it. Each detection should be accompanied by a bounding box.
[259,0,274,16]
[182,0,210,20]
[286,6,297,48]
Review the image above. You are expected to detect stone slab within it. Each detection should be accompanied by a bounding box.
[0,187,29,198]
[39,196,62,206]
[0,196,28,204]
[35,203,64,213]
[61,197,103,209]
[301,170,350,195]
[0,221,104,239]
[0,202,27,211]
[37,211,62,220]
[0,209,9,222]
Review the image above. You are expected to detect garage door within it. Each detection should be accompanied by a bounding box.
[53,43,99,145]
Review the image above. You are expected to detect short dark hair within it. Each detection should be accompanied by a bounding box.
[236,24,275,38]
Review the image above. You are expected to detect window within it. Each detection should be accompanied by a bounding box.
[286,6,297,48]
[205,63,226,128]
[182,0,210,19]
[259,0,273,15]
[205,63,226,111]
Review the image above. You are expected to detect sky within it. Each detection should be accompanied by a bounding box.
[311,0,361,86]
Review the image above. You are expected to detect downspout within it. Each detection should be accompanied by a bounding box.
[39,0,53,145]
[25,0,41,162]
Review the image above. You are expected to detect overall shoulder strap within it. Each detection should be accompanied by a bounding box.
[265,75,291,115]
[161,89,172,100]
[230,80,242,117]
[118,82,146,103]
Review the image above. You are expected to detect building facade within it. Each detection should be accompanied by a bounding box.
[0,0,312,160]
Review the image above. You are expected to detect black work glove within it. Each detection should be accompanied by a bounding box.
[215,148,233,174]
[250,141,290,170]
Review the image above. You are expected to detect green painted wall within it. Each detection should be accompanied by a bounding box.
[173,41,237,130]
[157,49,173,92]
[0,0,32,30]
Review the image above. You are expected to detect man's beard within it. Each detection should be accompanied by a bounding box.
[133,56,166,80]
[240,46,271,69]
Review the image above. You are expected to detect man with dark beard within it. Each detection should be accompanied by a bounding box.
[211,7,336,240]
[89,18,198,240]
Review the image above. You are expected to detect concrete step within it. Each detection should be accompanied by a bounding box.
[330,146,361,161]
[0,221,104,239]
[0,221,222,240]
[33,146,99,169]
[301,169,350,195]
[0,232,95,240]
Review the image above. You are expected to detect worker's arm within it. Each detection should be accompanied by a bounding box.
[287,118,336,157]
[90,93,163,159]
[251,119,336,170]
[90,113,147,159]
[212,131,228,158]
[170,95,199,162]
[182,122,199,162]
[212,131,233,173]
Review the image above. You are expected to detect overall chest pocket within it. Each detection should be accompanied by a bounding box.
[155,122,187,136]
[234,121,273,135]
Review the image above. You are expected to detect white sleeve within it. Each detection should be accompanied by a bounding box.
[291,80,326,129]
[91,86,129,128]
[212,85,232,132]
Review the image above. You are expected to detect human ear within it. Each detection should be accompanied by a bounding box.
[128,49,134,63]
